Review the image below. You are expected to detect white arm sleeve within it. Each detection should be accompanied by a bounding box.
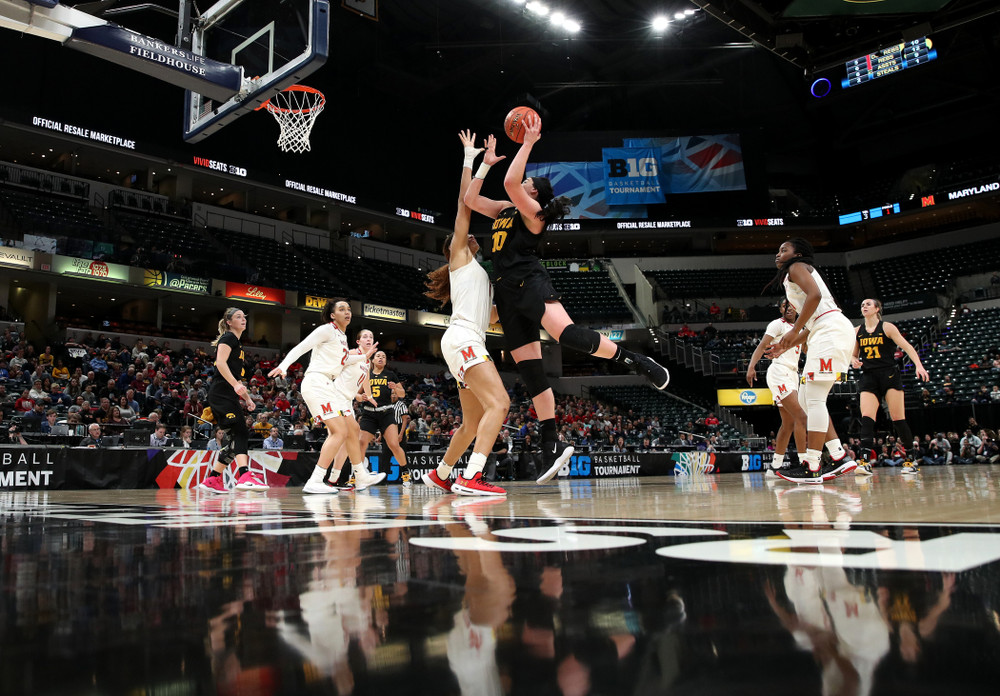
[343,352,368,366]
[277,324,334,373]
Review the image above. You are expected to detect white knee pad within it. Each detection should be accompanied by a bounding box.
[800,379,834,432]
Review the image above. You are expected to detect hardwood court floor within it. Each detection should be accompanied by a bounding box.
[2,466,999,695]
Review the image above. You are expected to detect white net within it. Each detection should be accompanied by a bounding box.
[263,86,325,154]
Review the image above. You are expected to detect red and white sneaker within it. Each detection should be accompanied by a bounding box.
[199,475,229,494]
[423,469,454,493]
[235,471,269,490]
[453,473,507,497]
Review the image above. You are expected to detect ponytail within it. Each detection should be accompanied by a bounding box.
[530,176,572,227]
[211,307,242,346]
[425,234,453,305]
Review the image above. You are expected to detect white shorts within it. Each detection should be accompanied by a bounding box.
[803,311,854,382]
[302,372,353,423]
[441,325,493,388]
[766,364,799,404]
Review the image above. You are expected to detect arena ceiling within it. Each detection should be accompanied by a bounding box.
[2,0,999,223]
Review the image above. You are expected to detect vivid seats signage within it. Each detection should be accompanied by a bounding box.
[225,282,286,304]
[53,255,129,281]
[143,269,210,294]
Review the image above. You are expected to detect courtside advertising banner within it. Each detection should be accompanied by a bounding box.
[143,269,210,294]
[602,147,666,205]
[225,282,286,305]
[363,303,407,322]
[717,388,774,406]
[53,255,130,282]
[0,246,34,269]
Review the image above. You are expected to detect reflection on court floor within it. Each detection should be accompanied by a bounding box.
[2,468,999,695]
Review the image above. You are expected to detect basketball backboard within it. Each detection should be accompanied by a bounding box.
[183,0,329,143]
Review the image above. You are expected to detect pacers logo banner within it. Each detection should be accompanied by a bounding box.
[143,269,210,294]
[602,147,665,205]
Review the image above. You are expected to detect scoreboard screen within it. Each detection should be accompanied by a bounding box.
[842,38,937,88]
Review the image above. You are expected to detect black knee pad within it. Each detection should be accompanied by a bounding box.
[559,324,602,355]
[516,359,550,399]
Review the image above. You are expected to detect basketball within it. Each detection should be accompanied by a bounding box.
[504,106,540,144]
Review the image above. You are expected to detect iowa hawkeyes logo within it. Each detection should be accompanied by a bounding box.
[225,412,236,419]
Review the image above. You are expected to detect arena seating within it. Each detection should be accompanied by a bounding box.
[858,237,1000,299]
[588,384,743,443]
[547,268,633,323]
[293,245,433,310]
[919,307,1000,401]
[114,211,218,276]
[0,186,103,244]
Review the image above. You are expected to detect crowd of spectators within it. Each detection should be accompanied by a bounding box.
[2,323,997,479]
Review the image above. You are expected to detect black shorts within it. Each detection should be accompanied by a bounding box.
[208,391,243,428]
[493,268,561,350]
[359,409,398,435]
[857,367,902,398]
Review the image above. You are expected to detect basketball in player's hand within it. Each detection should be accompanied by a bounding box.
[504,106,540,143]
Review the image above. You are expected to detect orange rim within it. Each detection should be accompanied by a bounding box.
[254,84,326,113]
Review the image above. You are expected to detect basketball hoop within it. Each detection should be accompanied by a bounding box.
[257,85,325,154]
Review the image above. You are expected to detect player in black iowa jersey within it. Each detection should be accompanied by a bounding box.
[201,307,266,493]
[852,298,929,473]
[464,118,670,484]
[356,350,412,487]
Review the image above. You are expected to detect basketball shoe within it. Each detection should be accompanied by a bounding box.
[537,441,574,484]
[827,454,858,478]
[400,469,413,489]
[353,465,387,491]
[424,469,454,493]
[855,462,874,477]
[199,474,229,494]
[901,460,919,475]
[453,472,507,496]
[631,353,670,391]
[777,460,852,485]
[303,479,339,495]
[235,470,269,490]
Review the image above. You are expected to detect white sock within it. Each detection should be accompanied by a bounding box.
[463,451,488,479]
[437,462,454,478]
[773,453,784,469]
[330,468,342,483]
[805,448,823,472]
[826,438,846,460]
[309,465,328,483]
[352,458,369,472]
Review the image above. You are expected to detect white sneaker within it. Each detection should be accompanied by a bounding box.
[353,467,387,491]
[303,479,339,495]
[765,468,779,479]
[854,463,874,476]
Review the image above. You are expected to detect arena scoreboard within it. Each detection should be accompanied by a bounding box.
[842,38,936,88]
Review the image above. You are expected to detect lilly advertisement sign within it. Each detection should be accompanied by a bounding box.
[225,282,286,305]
